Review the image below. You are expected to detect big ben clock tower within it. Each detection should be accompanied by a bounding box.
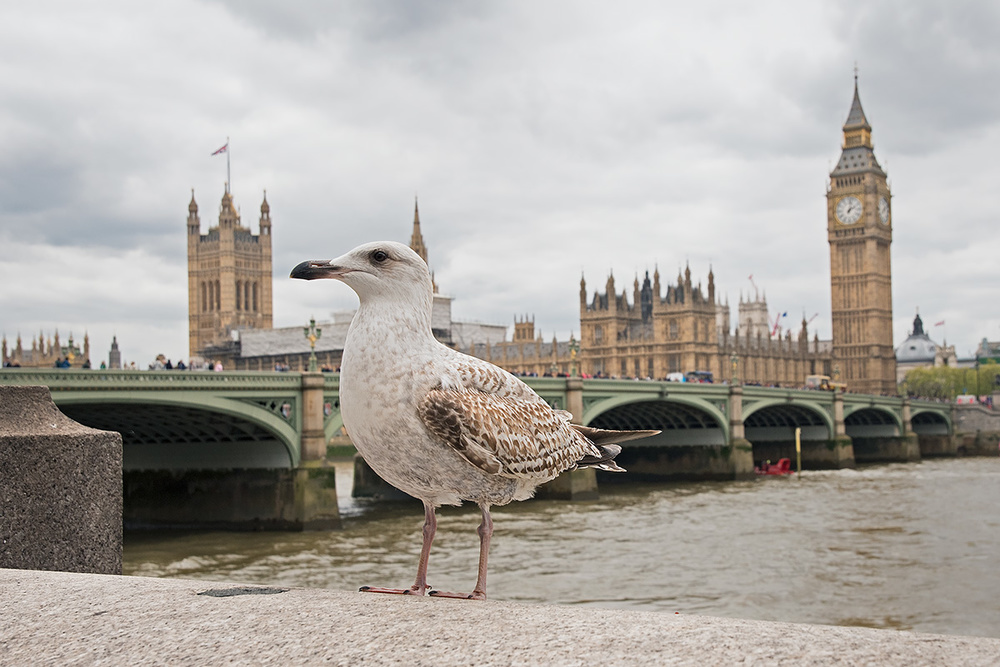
[827,74,896,394]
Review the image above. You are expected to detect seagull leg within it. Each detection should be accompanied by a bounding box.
[430,503,492,600]
[360,501,437,596]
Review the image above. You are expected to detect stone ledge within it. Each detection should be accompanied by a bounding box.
[2,568,998,666]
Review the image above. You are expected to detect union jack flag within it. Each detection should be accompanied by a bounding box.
[211,143,228,156]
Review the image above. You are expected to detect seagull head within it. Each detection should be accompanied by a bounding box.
[290,241,433,305]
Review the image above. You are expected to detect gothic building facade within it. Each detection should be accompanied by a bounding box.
[3,331,90,368]
[187,187,273,358]
[575,266,831,384]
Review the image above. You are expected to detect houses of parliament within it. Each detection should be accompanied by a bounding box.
[185,79,897,393]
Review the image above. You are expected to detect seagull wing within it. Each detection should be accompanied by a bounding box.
[418,387,595,479]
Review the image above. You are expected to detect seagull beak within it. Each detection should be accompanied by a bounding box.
[290,260,351,281]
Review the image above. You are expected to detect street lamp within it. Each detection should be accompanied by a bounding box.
[568,334,579,378]
[730,354,739,385]
[303,317,322,372]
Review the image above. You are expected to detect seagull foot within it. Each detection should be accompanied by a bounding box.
[428,590,486,600]
[359,585,427,596]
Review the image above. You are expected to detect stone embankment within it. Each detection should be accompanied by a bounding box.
[2,568,999,666]
[955,404,1000,456]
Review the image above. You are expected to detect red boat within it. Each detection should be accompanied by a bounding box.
[755,458,794,475]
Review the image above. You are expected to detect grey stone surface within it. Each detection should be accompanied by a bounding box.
[0,386,122,574]
[2,568,999,666]
[956,404,1000,432]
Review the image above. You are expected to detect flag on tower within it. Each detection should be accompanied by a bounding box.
[211,143,228,156]
[934,320,945,327]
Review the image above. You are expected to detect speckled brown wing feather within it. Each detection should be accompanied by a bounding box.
[418,388,598,479]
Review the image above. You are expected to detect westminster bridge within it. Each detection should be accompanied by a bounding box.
[0,369,958,526]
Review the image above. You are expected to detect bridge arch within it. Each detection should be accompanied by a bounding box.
[55,394,300,470]
[743,400,834,442]
[584,396,728,446]
[910,409,951,435]
[843,406,902,438]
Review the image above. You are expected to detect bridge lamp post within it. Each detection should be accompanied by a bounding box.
[730,354,739,385]
[304,317,322,373]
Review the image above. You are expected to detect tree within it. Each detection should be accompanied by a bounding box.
[900,362,1000,400]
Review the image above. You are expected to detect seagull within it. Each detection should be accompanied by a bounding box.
[291,241,657,599]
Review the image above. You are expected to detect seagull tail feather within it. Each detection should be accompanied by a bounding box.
[572,424,660,445]
[576,444,626,473]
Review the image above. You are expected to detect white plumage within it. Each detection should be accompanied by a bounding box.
[291,241,655,599]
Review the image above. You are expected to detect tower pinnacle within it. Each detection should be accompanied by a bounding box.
[410,197,429,265]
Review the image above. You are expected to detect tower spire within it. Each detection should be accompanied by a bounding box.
[410,196,428,265]
[842,70,873,148]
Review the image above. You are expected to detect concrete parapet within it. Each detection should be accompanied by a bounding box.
[3,568,1000,666]
[0,386,122,575]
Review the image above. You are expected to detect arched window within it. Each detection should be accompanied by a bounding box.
[201,282,207,312]
[245,282,250,311]
[215,281,221,311]
[235,281,242,311]
[252,282,258,312]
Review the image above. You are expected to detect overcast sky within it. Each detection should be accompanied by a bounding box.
[2,0,998,368]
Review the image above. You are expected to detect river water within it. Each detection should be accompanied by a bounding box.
[124,457,1000,639]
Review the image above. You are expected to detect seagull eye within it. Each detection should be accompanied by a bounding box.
[370,249,389,264]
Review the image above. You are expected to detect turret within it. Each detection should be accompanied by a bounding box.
[219,188,239,229]
[109,335,122,369]
[640,271,653,321]
[259,190,271,236]
[187,189,200,239]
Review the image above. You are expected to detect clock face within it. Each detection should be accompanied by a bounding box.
[878,196,890,224]
[836,195,863,224]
